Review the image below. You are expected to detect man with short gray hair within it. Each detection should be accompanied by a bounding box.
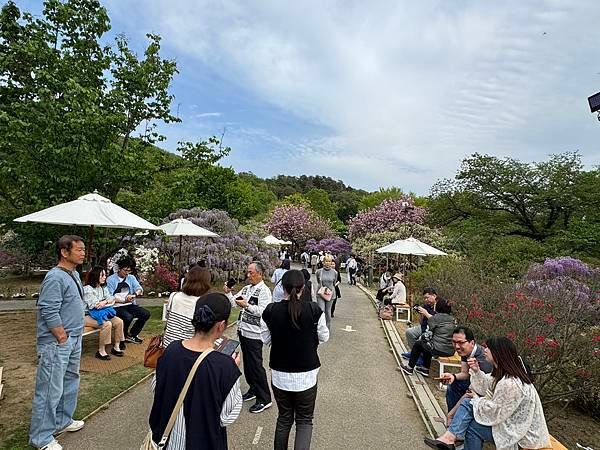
[224,261,273,413]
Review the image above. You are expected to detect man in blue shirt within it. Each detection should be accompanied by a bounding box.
[106,256,150,344]
[29,236,86,450]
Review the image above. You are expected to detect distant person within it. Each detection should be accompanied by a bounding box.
[300,251,310,269]
[106,256,151,344]
[178,262,198,290]
[424,337,550,450]
[331,268,342,318]
[345,255,357,285]
[376,267,393,302]
[224,261,273,413]
[163,266,212,348]
[83,266,125,360]
[30,235,86,450]
[310,254,319,274]
[261,270,329,450]
[316,255,339,330]
[149,293,243,449]
[300,269,316,302]
[271,259,291,303]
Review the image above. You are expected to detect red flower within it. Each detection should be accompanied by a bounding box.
[544,315,557,325]
[535,335,545,345]
[546,339,559,349]
[531,299,545,308]
[593,335,600,342]
[576,368,592,378]
[507,302,517,309]
[507,331,517,340]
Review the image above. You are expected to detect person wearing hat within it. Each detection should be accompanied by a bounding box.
[384,273,406,306]
[149,293,242,450]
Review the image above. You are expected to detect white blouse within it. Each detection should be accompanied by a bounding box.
[469,369,550,450]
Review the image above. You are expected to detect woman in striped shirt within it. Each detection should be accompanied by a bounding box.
[163,266,211,348]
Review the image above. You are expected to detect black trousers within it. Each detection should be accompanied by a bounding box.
[348,268,356,285]
[273,383,318,450]
[115,304,151,338]
[408,340,453,369]
[239,333,271,404]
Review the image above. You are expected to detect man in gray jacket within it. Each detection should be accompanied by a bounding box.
[29,236,86,450]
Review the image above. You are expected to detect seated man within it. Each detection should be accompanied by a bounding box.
[439,326,494,415]
[106,256,150,344]
[376,267,393,302]
[402,287,437,359]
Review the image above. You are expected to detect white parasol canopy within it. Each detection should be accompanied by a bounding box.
[158,218,218,238]
[14,191,159,263]
[15,191,159,230]
[159,218,218,269]
[263,234,285,245]
[376,236,447,256]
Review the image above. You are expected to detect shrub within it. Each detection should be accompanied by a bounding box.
[413,256,600,419]
[348,198,426,240]
[305,237,351,255]
[143,264,179,292]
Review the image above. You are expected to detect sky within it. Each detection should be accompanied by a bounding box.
[17,0,600,193]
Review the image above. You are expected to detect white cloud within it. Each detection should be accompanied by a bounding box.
[195,112,223,118]
[105,0,600,192]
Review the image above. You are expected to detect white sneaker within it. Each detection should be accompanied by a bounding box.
[40,439,63,450]
[61,419,85,432]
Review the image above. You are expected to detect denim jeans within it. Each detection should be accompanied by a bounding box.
[448,397,494,450]
[316,298,332,330]
[273,383,318,450]
[446,379,471,411]
[29,334,82,448]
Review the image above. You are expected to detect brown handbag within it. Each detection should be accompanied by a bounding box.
[144,293,175,369]
[143,334,164,369]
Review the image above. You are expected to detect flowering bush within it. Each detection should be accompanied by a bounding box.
[143,264,179,292]
[413,257,600,417]
[146,208,279,282]
[265,204,334,248]
[305,237,351,255]
[348,198,427,240]
[134,245,159,279]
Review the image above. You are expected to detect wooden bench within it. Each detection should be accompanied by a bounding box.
[434,353,462,390]
[524,436,568,450]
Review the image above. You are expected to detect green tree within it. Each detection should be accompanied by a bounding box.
[304,189,338,222]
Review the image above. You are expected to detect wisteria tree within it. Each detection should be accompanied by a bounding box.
[146,208,279,281]
[348,198,427,240]
[265,204,334,248]
[305,237,351,255]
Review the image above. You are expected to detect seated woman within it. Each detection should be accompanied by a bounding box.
[383,273,406,306]
[83,266,125,360]
[163,266,212,348]
[400,298,455,377]
[424,336,550,450]
[149,293,243,449]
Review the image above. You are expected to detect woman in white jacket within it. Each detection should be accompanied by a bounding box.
[424,336,550,450]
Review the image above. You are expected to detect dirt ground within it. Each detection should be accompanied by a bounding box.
[393,321,600,449]
[0,311,38,446]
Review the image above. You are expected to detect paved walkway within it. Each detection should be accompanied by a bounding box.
[59,280,428,449]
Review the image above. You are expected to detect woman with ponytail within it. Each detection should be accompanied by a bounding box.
[261,270,330,450]
[424,336,550,450]
[149,293,243,450]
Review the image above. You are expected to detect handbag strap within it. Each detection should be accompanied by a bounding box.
[157,348,214,448]
[57,267,84,301]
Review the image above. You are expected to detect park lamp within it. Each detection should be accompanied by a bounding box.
[588,91,600,121]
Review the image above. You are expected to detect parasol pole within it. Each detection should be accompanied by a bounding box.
[87,225,94,266]
[178,235,183,272]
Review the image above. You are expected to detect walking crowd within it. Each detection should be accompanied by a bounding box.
[29,235,551,450]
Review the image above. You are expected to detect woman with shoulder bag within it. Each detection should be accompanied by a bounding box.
[261,270,330,450]
[315,255,338,330]
[148,293,242,450]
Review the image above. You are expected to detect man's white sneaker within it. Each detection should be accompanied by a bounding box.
[62,419,85,432]
[40,439,63,450]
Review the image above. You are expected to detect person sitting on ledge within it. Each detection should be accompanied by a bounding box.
[106,256,150,344]
[400,297,455,377]
[438,327,493,420]
[424,336,550,450]
[83,266,125,360]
